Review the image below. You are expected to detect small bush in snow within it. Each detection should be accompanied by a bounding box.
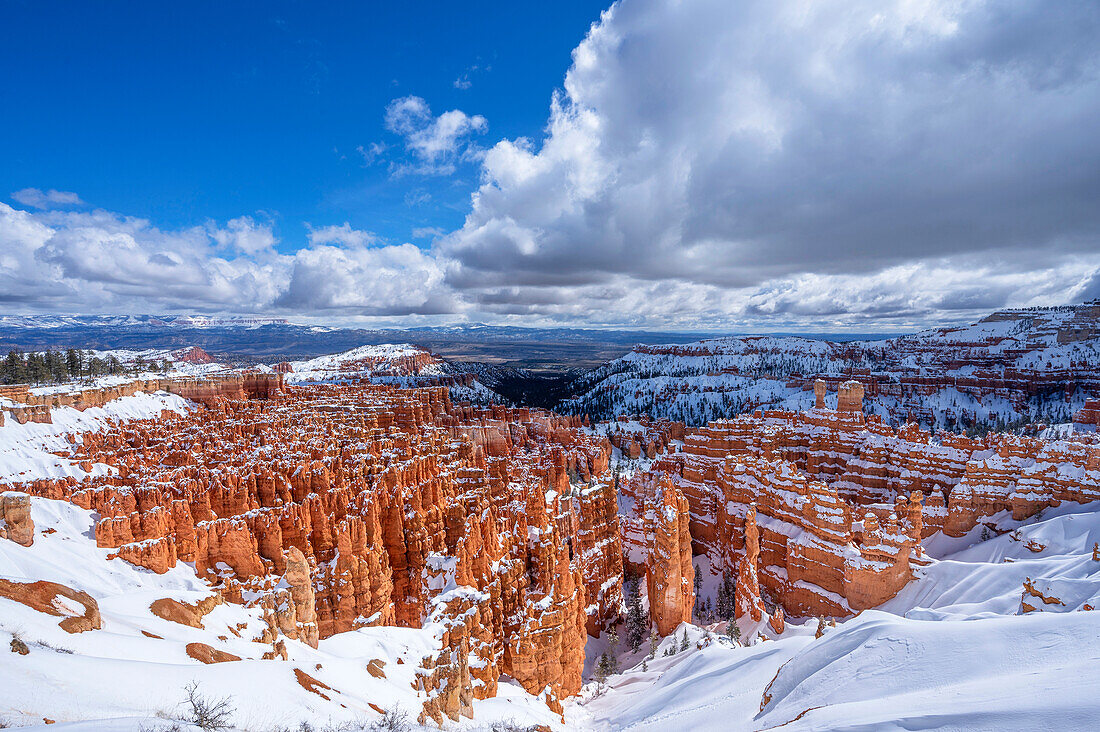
[483,721,542,732]
[370,707,410,732]
[181,680,235,731]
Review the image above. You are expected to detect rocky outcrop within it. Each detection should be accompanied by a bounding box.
[646,477,694,635]
[735,505,765,622]
[0,492,34,546]
[0,579,101,633]
[7,381,619,714]
[567,303,1100,431]
[274,547,319,649]
[150,595,223,629]
[186,642,242,664]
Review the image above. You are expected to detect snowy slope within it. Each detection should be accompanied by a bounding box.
[5,392,1100,730]
[572,499,1100,731]
[286,344,507,404]
[0,392,193,484]
[285,344,445,383]
[0,497,571,731]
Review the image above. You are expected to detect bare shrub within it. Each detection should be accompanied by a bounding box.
[181,680,235,731]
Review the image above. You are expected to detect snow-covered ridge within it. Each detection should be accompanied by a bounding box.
[0,497,564,730]
[284,344,506,405]
[564,303,1100,429]
[0,392,193,485]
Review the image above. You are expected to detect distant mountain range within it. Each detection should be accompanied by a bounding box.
[0,315,901,369]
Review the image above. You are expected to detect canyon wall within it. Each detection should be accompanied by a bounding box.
[9,382,620,721]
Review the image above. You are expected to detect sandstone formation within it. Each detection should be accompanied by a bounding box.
[734,505,765,622]
[0,492,34,546]
[617,379,1100,619]
[8,361,1100,721]
[0,371,282,424]
[186,642,242,664]
[568,303,1100,430]
[645,477,695,635]
[0,579,101,633]
[8,381,617,720]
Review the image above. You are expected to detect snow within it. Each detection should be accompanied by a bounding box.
[5,381,1100,728]
[570,498,1100,730]
[0,392,193,485]
[285,344,442,383]
[0,496,570,731]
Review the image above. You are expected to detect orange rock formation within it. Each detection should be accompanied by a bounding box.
[9,381,617,720]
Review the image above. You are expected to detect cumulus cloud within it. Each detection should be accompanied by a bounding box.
[0,202,450,319]
[210,216,277,255]
[275,241,454,315]
[307,222,378,247]
[11,188,85,209]
[439,0,1100,327]
[384,95,488,175]
[5,0,1100,330]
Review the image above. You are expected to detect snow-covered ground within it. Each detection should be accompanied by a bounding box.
[0,392,192,484]
[285,344,446,384]
[563,305,1100,429]
[0,497,570,731]
[4,391,1100,730]
[285,344,507,405]
[574,499,1100,731]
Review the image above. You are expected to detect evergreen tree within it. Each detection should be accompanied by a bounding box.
[1,350,25,384]
[692,572,703,618]
[624,572,646,653]
[594,653,614,692]
[715,570,736,620]
[679,628,689,652]
[65,348,82,379]
[606,627,621,673]
[648,627,659,659]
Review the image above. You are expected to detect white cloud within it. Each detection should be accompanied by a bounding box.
[275,242,453,315]
[412,226,446,240]
[0,202,450,319]
[4,0,1099,331]
[383,95,488,175]
[356,142,387,165]
[306,223,378,247]
[438,0,1100,327]
[11,188,85,209]
[209,216,276,255]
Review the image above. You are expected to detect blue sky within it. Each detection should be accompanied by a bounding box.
[1,1,608,251]
[2,1,1098,331]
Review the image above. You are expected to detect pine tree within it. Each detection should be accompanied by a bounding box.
[728,618,741,644]
[648,627,659,659]
[715,570,736,620]
[65,348,82,380]
[625,573,646,653]
[679,628,689,652]
[606,627,621,673]
[692,572,703,618]
[594,652,614,692]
